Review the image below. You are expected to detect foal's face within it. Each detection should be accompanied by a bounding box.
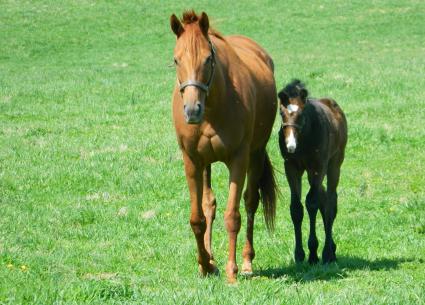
[280,102,305,153]
[170,13,214,124]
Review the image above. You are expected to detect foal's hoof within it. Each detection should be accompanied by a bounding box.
[294,248,306,263]
[322,252,337,264]
[308,253,319,265]
[241,260,253,276]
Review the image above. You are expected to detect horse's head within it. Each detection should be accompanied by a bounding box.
[170,11,216,124]
[278,80,308,153]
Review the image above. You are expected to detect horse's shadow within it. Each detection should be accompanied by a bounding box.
[251,256,417,282]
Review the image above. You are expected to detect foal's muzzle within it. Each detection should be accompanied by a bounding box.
[184,101,204,124]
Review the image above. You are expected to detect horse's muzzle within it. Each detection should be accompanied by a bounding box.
[184,102,204,124]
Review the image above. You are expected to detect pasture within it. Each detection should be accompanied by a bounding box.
[1,0,424,304]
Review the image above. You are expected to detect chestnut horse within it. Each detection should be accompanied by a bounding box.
[170,11,277,282]
[278,80,347,264]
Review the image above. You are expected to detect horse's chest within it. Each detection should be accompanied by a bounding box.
[180,126,241,163]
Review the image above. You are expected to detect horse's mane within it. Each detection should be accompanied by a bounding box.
[182,10,199,24]
[282,79,309,98]
[181,10,225,40]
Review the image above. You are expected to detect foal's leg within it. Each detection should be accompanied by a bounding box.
[202,164,217,268]
[306,169,326,264]
[241,151,264,274]
[322,156,342,263]
[182,154,215,275]
[225,150,248,282]
[284,161,305,263]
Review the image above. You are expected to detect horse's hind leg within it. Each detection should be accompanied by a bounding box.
[322,156,343,263]
[224,149,248,282]
[306,169,326,264]
[284,161,305,263]
[241,151,264,274]
[202,165,217,268]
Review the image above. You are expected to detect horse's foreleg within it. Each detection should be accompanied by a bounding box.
[322,157,342,263]
[284,161,305,263]
[202,164,217,267]
[225,152,248,283]
[183,154,216,276]
[241,151,264,274]
[306,169,326,264]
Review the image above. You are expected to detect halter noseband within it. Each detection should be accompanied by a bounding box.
[178,39,216,95]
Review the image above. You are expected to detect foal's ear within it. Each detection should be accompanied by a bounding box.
[199,12,209,36]
[170,14,184,37]
[278,90,289,106]
[299,88,308,102]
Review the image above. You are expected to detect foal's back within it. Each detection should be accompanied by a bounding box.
[316,98,347,154]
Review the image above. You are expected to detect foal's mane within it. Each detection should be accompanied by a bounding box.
[180,10,225,40]
[282,79,308,98]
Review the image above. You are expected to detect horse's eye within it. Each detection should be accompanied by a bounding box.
[204,55,212,65]
[174,58,179,65]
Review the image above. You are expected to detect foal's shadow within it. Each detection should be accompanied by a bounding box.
[251,256,417,282]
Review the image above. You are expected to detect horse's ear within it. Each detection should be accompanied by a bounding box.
[199,12,209,36]
[170,14,184,37]
[278,90,289,106]
[299,88,308,103]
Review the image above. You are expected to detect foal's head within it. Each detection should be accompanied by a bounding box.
[278,80,309,153]
[170,11,216,124]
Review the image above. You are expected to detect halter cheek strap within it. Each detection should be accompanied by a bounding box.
[178,40,216,95]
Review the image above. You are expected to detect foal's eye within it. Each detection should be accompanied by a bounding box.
[173,58,179,65]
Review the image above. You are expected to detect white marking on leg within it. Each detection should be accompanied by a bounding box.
[286,130,296,153]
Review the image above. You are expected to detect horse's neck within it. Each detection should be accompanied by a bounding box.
[208,37,242,103]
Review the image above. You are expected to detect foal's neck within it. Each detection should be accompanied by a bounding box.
[299,102,317,149]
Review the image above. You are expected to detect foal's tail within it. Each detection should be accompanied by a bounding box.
[259,151,278,232]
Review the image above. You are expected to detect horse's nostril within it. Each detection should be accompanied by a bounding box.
[196,102,202,116]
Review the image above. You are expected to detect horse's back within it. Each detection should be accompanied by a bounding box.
[221,34,277,150]
[226,35,274,72]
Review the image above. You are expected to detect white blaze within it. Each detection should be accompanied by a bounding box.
[287,104,299,114]
[286,129,296,153]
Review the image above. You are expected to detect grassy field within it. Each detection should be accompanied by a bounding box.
[1,0,425,304]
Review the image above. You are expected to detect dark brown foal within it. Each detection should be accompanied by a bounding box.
[278,79,347,264]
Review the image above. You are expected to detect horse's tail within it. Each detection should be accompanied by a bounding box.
[259,151,277,232]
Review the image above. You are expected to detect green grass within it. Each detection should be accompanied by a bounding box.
[1,0,425,304]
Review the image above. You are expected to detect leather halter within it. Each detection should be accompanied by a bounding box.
[178,39,216,95]
[282,122,301,129]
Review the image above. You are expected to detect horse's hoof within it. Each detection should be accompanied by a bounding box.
[227,275,238,284]
[241,260,253,276]
[198,261,219,277]
[225,261,238,283]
